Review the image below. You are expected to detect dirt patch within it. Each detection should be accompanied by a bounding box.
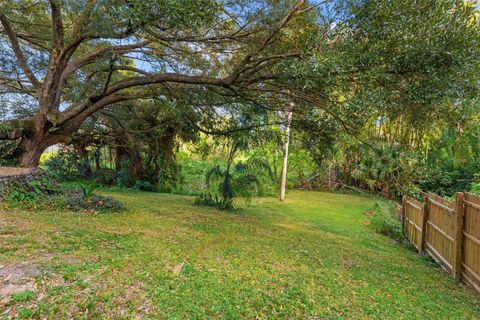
[0,167,37,178]
[0,263,41,305]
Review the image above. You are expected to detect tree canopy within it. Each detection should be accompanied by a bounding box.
[0,0,314,166]
[0,0,479,172]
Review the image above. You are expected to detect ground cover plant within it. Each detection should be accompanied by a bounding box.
[0,173,123,213]
[1,190,480,319]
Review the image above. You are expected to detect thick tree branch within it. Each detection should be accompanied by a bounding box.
[0,75,30,83]
[0,14,42,91]
[227,0,306,84]
[50,0,64,51]
[57,72,232,127]
[0,128,23,140]
[56,3,304,128]
[58,40,151,91]
[61,93,140,133]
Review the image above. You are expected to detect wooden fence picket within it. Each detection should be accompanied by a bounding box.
[420,196,429,254]
[462,193,480,292]
[401,192,480,294]
[453,192,464,280]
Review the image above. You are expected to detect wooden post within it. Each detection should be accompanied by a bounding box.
[453,192,465,280]
[420,196,429,255]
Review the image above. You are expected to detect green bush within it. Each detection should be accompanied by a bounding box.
[195,163,262,210]
[63,189,124,212]
[1,173,123,213]
[368,202,405,243]
[175,158,212,194]
[133,180,157,192]
[420,169,474,197]
[194,191,221,207]
[1,172,61,205]
[0,131,20,166]
[471,180,480,195]
[93,169,117,186]
[42,150,91,181]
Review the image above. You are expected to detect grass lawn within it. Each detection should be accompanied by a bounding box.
[1,190,479,319]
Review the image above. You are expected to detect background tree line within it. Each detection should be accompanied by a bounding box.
[1,0,479,204]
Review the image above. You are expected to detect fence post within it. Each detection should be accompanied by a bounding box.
[420,195,429,255]
[401,196,406,232]
[453,192,465,280]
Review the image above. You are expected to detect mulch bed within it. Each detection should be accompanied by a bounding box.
[0,167,37,178]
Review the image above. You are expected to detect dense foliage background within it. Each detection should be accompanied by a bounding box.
[0,0,479,204]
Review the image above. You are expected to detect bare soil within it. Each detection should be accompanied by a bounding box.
[0,167,37,178]
[0,263,40,305]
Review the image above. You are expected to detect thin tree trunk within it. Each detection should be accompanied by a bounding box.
[94,148,101,170]
[130,146,144,179]
[280,104,293,201]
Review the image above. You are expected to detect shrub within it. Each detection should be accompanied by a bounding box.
[0,127,20,166]
[471,181,480,195]
[42,150,91,181]
[1,172,61,205]
[420,169,473,197]
[133,180,157,192]
[176,158,212,194]
[195,163,262,210]
[63,189,124,212]
[80,184,98,198]
[368,202,405,243]
[194,191,221,207]
[1,173,123,213]
[92,169,117,186]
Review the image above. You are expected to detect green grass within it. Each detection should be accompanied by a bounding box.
[1,190,479,319]
[11,291,35,303]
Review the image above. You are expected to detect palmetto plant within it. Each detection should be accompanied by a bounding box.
[202,165,235,209]
[196,138,262,210]
[81,184,98,200]
[349,143,421,198]
[197,163,262,210]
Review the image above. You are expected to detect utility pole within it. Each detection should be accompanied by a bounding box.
[280,103,293,201]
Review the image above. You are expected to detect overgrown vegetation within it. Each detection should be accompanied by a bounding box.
[368,202,405,244]
[0,173,123,213]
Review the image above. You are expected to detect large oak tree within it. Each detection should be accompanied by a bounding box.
[0,0,310,166]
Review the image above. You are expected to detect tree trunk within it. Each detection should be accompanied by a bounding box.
[94,148,101,170]
[280,104,293,202]
[74,143,92,177]
[15,115,71,167]
[130,147,144,179]
[18,138,47,167]
[114,134,144,179]
[17,134,67,167]
[115,145,127,171]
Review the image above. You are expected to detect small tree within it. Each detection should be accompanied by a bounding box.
[196,135,261,210]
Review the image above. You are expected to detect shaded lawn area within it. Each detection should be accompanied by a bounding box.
[1,190,479,319]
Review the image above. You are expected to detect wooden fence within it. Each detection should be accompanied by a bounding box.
[402,192,480,294]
